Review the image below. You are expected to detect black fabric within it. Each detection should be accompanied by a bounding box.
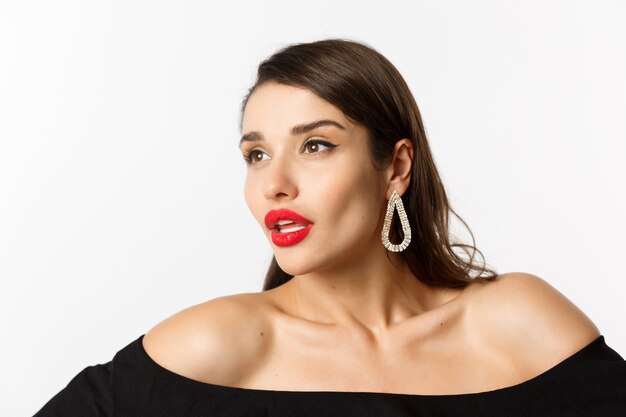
[34,334,626,416]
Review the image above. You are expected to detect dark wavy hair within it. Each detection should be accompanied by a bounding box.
[239,38,498,291]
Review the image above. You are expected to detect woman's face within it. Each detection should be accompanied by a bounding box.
[240,82,389,275]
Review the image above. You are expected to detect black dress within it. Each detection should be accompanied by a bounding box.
[33,334,626,416]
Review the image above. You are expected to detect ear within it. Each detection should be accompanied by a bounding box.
[384,139,413,198]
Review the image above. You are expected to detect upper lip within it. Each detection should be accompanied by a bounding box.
[264,208,313,230]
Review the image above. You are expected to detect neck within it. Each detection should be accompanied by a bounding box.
[283,243,459,337]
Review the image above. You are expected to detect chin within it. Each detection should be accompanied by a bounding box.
[275,259,313,276]
[274,249,330,276]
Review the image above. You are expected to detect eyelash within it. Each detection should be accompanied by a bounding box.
[242,139,337,165]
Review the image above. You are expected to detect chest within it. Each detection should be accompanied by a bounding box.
[241,324,526,395]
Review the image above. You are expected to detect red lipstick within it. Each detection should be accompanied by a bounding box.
[264,208,313,247]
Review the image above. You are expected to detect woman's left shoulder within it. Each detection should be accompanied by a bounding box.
[467,272,601,368]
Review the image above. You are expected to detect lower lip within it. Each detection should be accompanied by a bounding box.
[270,225,313,247]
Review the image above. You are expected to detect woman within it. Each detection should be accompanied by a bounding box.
[34,39,625,416]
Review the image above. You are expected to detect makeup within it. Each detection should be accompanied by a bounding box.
[264,209,314,247]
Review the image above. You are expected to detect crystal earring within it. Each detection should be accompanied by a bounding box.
[381,190,412,252]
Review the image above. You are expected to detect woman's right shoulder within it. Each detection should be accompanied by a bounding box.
[141,292,272,386]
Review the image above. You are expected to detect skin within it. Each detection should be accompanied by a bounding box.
[142,82,601,395]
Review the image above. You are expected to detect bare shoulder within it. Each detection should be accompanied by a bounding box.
[468,272,601,368]
[142,292,272,386]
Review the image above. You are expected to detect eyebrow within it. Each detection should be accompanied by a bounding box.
[239,119,346,148]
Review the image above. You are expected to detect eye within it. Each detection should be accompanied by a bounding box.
[242,149,269,165]
[302,139,336,154]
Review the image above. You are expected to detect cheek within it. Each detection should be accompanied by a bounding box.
[309,163,382,225]
[243,175,262,224]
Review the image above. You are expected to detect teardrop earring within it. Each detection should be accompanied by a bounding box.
[381,190,412,252]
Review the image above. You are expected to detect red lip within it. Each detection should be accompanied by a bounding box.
[264,209,313,230]
[264,209,314,247]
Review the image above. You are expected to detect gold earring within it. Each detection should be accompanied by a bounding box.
[381,190,411,252]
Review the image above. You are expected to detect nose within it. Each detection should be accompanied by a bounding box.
[261,153,298,201]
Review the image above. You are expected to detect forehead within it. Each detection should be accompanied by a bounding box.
[241,82,354,132]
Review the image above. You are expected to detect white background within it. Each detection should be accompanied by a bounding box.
[1,1,625,415]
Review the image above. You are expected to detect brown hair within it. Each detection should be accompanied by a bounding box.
[240,38,498,291]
